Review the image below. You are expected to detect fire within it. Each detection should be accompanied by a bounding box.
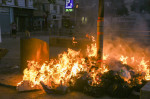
[18,48,87,87]
[17,36,150,89]
[72,37,77,46]
[120,56,128,64]
[87,36,97,57]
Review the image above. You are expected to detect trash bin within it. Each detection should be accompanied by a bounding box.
[20,38,49,73]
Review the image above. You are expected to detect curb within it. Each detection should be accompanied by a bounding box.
[0,82,16,89]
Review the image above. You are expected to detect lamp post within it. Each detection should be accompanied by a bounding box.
[97,0,104,67]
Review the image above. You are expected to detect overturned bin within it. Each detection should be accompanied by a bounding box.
[20,38,49,73]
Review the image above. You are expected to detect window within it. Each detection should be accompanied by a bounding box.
[81,17,88,24]
[25,0,28,7]
[60,6,63,14]
[42,4,45,11]
[2,0,6,4]
[53,5,57,13]
[14,0,18,6]
[54,5,57,11]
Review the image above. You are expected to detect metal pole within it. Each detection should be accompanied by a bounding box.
[97,0,104,67]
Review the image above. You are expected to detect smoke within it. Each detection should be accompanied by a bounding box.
[104,0,150,45]
[75,0,150,46]
[103,35,150,74]
[104,36,150,59]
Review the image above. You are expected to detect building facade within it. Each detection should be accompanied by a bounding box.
[33,0,66,33]
[0,0,34,34]
[48,0,66,29]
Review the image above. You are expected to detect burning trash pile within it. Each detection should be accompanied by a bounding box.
[17,36,150,98]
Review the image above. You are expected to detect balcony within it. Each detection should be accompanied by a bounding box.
[0,0,34,10]
[1,0,14,6]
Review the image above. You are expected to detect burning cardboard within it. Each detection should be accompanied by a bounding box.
[17,80,40,92]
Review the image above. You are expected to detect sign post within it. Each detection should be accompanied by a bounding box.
[65,0,74,12]
[97,0,104,68]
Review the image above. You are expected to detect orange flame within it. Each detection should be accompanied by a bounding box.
[18,36,150,88]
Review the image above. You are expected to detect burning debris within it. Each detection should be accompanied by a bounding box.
[40,81,69,95]
[72,37,77,46]
[17,80,40,92]
[17,36,150,98]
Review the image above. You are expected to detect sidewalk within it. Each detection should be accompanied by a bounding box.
[1,31,50,38]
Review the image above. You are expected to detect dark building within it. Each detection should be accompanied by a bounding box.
[0,0,35,34]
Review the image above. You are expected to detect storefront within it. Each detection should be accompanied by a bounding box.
[14,8,34,32]
[0,7,10,34]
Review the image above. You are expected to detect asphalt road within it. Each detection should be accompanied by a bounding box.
[0,85,140,99]
[0,86,116,99]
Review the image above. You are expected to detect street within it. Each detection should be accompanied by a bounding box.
[0,86,115,99]
[0,0,150,98]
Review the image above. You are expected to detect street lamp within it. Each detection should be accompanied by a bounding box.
[74,2,79,25]
[97,0,104,68]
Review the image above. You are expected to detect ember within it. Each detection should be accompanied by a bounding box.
[17,36,150,98]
